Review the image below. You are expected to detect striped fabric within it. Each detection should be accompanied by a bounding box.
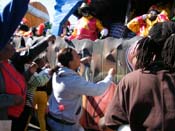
[26,72,50,107]
[109,23,136,38]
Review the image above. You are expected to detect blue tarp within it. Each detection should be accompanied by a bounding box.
[51,0,83,36]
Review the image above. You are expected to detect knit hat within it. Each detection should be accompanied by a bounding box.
[37,23,45,36]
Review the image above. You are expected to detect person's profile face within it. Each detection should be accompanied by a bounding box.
[70,49,80,70]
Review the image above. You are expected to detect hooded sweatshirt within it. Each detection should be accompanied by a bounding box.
[48,67,112,123]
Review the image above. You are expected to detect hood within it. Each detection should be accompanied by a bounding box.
[57,67,77,77]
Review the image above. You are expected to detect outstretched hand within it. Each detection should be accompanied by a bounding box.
[28,62,38,74]
[100,28,108,39]
[108,68,116,77]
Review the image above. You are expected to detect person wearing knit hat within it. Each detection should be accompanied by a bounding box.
[68,2,108,41]
[37,23,46,36]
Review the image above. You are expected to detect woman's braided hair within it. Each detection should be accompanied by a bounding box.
[162,34,175,72]
[135,21,175,70]
[135,37,157,69]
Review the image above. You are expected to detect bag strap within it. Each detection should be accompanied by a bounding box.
[0,66,8,120]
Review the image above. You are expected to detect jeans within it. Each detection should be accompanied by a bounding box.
[47,116,84,131]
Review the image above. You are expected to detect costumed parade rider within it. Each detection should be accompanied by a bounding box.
[68,2,108,41]
[127,5,169,37]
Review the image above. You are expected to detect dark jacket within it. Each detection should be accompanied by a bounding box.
[10,37,49,76]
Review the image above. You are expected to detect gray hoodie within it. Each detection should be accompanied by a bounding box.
[48,66,112,124]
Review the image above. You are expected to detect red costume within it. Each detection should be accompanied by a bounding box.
[69,15,105,41]
[69,2,108,41]
[127,10,169,37]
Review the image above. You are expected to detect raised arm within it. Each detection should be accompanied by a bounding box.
[0,0,29,49]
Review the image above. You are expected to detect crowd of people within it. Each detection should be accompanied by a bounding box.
[1,0,175,131]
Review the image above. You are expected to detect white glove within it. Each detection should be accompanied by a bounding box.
[25,37,33,47]
[142,14,148,20]
[100,28,108,37]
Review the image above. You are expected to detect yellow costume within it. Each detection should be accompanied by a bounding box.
[127,10,169,37]
[69,15,105,41]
